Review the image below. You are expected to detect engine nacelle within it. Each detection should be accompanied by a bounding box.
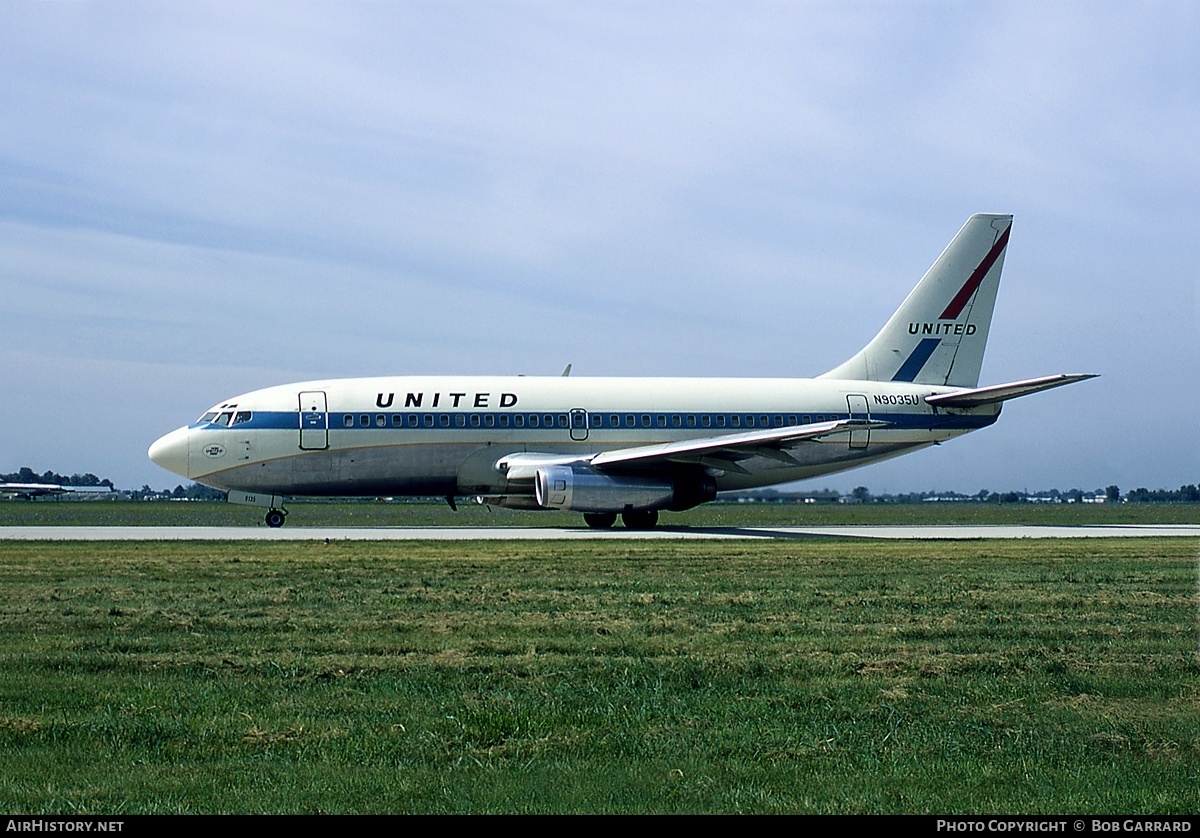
[535,465,675,513]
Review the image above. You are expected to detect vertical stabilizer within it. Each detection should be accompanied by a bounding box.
[820,213,1012,388]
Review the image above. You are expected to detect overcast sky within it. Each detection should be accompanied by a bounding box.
[2,2,1196,494]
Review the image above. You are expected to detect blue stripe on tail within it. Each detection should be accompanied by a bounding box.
[892,338,941,382]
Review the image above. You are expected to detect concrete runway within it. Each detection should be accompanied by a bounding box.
[2,524,1198,540]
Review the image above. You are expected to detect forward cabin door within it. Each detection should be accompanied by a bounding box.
[846,394,870,449]
[299,390,329,450]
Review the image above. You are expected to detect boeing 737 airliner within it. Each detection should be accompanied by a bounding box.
[149,214,1094,528]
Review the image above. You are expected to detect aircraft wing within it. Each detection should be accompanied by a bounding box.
[924,374,1096,408]
[588,419,887,475]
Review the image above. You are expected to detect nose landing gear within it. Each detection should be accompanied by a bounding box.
[265,508,287,528]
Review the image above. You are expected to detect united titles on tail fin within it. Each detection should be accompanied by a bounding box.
[821,213,1013,387]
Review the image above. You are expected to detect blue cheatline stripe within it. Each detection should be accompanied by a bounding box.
[892,338,942,382]
[191,407,996,434]
[199,411,857,432]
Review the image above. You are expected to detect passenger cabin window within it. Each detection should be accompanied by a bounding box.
[344,414,354,427]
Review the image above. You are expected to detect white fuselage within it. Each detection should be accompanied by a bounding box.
[148,374,999,500]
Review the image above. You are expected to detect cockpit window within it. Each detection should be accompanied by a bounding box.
[232,411,252,426]
[214,412,233,426]
[199,412,218,423]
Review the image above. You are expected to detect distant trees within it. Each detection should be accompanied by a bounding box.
[1,467,114,488]
[181,483,226,500]
[728,484,1199,504]
[129,483,226,501]
[1126,485,1200,503]
[868,485,1198,504]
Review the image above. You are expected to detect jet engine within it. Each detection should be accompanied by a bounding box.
[533,465,715,513]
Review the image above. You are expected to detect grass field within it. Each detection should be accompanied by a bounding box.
[0,537,1196,813]
[2,498,1198,528]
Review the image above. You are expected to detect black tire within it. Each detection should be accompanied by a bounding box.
[583,512,617,529]
[265,509,286,528]
[621,509,659,530]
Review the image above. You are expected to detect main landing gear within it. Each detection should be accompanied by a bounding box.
[582,510,659,530]
[265,508,287,528]
[583,512,617,529]
[622,509,659,530]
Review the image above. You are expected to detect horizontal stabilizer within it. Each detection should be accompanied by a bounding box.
[924,374,1097,408]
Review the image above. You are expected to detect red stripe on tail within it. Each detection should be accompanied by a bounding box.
[939,224,1010,320]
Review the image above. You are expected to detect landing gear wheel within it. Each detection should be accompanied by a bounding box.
[583,512,617,529]
[621,509,659,530]
[265,509,286,528]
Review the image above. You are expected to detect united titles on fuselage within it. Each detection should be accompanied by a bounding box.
[375,391,520,409]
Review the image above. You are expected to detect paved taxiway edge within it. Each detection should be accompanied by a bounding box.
[1,525,1198,541]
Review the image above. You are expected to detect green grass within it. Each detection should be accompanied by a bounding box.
[0,538,1196,813]
[2,498,1197,527]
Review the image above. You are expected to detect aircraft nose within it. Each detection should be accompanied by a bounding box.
[148,427,191,479]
